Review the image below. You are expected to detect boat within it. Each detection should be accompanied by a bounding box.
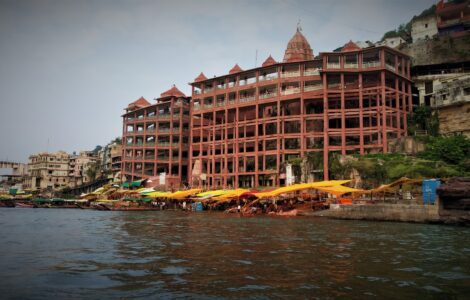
[15,202,37,208]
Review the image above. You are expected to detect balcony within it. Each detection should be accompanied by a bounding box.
[204,87,214,93]
[239,96,256,103]
[157,156,170,161]
[228,99,236,105]
[157,114,171,120]
[145,128,156,133]
[280,71,300,78]
[145,155,155,160]
[304,69,320,76]
[344,63,358,69]
[304,84,323,92]
[385,63,396,72]
[203,103,214,109]
[216,101,225,107]
[157,142,171,147]
[259,92,277,99]
[326,62,341,69]
[228,82,236,88]
[281,88,300,96]
[259,74,278,81]
[144,142,156,147]
[193,104,201,111]
[362,61,380,68]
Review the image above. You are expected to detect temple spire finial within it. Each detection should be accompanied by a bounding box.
[297,19,302,32]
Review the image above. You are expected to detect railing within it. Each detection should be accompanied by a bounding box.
[327,62,341,69]
[386,63,396,72]
[228,99,236,105]
[304,69,320,76]
[193,105,201,111]
[304,84,323,91]
[362,61,380,68]
[194,90,201,95]
[328,83,341,89]
[280,71,300,78]
[157,156,170,161]
[204,87,214,93]
[204,103,213,108]
[239,96,256,103]
[259,92,277,99]
[228,82,236,88]
[216,85,226,89]
[157,114,171,120]
[216,101,225,107]
[157,128,171,133]
[259,74,278,81]
[281,88,300,96]
[145,155,155,159]
[146,115,156,120]
[344,63,358,69]
[145,128,156,133]
[144,142,155,147]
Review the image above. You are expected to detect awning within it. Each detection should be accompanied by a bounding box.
[167,189,202,200]
[254,180,352,199]
[122,182,131,188]
[314,185,364,196]
[363,177,423,194]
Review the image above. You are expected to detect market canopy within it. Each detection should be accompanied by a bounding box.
[167,189,202,200]
[254,180,352,199]
[362,177,423,194]
[210,189,249,202]
[314,185,364,196]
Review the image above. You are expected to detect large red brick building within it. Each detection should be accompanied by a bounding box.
[121,28,412,189]
[121,86,190,187]
[189,28,412,188]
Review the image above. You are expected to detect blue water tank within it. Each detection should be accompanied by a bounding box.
[422,179,440,205]
[195,202,203,212]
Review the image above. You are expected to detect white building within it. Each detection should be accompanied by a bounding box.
[411,14,438,42]
[380,36,407,48]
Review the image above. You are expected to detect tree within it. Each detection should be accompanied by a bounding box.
[85,162,100,182]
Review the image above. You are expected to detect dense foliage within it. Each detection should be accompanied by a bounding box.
[407,106,440,136]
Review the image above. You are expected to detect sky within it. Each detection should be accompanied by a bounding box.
[0,0,436,163]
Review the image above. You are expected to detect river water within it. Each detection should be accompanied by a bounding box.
[0,208,469,299]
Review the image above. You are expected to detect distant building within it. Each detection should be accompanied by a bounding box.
[69,151,98,187]
[354,41,375,49]
[378,36,407,48]
[121,86,191,188]
[26,151,70,191]
[436,0,470,36]
[110,143,122,182]
[411,14,438,42]
[432,73,470,137]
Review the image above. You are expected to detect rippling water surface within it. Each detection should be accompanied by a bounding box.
[0,208,469,299]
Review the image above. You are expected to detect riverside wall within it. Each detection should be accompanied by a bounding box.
[312,203,442,223]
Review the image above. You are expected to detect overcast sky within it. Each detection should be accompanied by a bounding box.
[0,0,435,163]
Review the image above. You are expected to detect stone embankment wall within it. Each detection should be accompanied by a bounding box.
[313,204,440,223]
[438,102,470,138]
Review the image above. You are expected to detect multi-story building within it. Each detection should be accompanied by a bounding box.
[436,0,470,36]
[69,151,98,187]
[110,143,122,181]
[432,74,470,137]
[121,86,191,188]
[26,151,71,191]
[189,28,412,189]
